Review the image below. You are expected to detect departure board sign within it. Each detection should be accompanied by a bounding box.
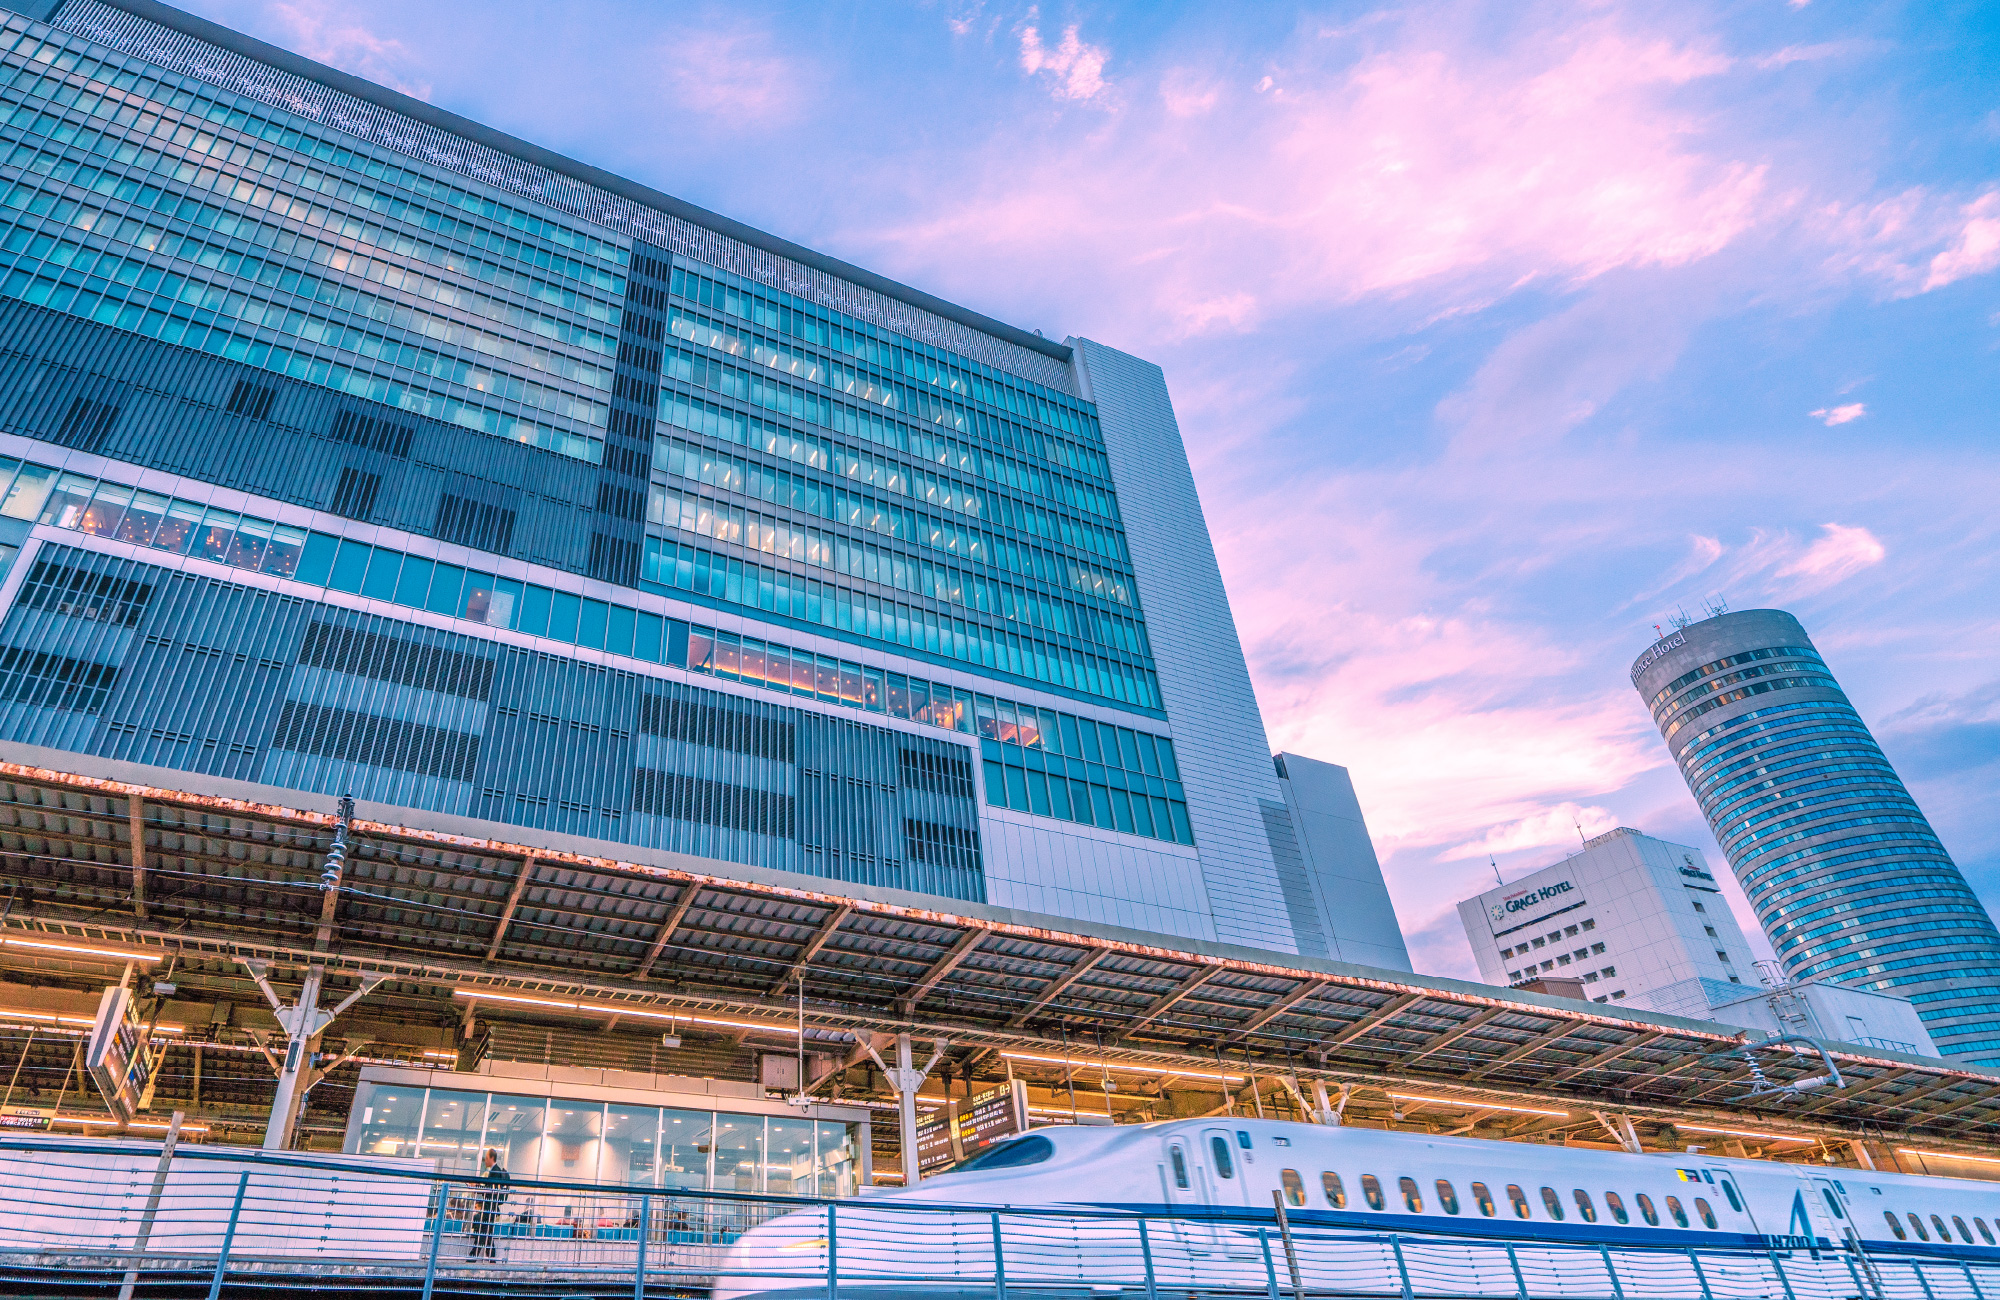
[85,986,158,1124]
[958,1080,1030,1157]
[914,1101,960,1173]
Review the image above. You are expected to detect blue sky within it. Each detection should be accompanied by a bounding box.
[185,0,2000,977]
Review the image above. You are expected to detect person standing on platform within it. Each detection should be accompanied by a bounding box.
[471,1147,510,1260]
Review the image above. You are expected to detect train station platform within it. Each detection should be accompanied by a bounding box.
[2,746,1998,1189]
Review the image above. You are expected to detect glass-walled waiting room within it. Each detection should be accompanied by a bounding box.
[345,1070,867,1197]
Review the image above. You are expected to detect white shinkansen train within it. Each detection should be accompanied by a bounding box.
[715,1118,2000,1298]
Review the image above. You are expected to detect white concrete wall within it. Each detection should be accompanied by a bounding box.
[1457,828,1756,1008]
[1070,337,1298,954]
[1708,981,1940,1056]
[1277,753,1412,971]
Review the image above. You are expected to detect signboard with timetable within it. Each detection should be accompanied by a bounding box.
[84,985,159,1124]
[915,1080,1033,1173]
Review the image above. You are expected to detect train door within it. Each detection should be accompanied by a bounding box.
[1792,1176,1854,1250]
[1700,1168,1762,1235]
[1164,1135,1224,1255]
[1196,1129,1260,1259]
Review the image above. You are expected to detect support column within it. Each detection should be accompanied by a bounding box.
[263,964,322,1150]
[896,1034,919,1186]
[1310,1079,1336,1126]
[127,796,147,921]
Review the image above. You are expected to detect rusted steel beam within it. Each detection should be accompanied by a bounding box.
[482,856,536,962]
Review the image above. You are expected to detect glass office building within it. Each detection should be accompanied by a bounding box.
[1632,609,2000,1065]
[0,0,1403,960]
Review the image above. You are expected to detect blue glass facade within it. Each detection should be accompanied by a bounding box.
[1634,610,2000,1065]
[0,0,1231,921]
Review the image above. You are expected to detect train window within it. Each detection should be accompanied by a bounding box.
[1322,1172,1346,1208]
[1694,1198,1717,1230]
[1541,1187,1565,1221]
[1975,1217,1995,1245]
[951,1135,1054,1171]
[1953,1216,1972,1244]
[1932,1215,1953,1243]
[1361,1175,1386,1211]
[1237,1131,1253,1149]
[1883,1211,1907,1241]
[1169,1146,1190,1190]
[1470,1182,1495,1217]
[1636,1193,1659,1226]
[1665,1195,1688,1228]
[1435,1180,1460,1215]
[1821,1189,1846,1220]
[1506,1185,1531,1219]
[1281,1170,1305,1208]
[1210,1135,1235,1179]
[1573,1190,1597,1223]
[1604,1191,1628,1225]
[1907,1214,1928,1242]
[1720,1180,1743,1213]
[1398,1177,1424,1213]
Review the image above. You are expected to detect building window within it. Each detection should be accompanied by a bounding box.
[1580,919,1596,931]
[1600,966,1616,977]
[1591,943,1606,955]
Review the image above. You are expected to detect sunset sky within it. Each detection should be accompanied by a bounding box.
[184,0,2000,977]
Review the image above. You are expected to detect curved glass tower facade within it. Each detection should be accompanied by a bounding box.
[1632,609,2000,1065]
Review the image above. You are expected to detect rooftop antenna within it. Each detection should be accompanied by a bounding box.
[1701,593,1730,620]
[1652,623,1664,639]
[1490,855,1502,886]
[1668,606,1694,631]
[1575,817,1588,848]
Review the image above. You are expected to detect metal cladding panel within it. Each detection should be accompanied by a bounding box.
[1069,337,1294,954]
[0,542,986,903]
[1276,753,1412,972]
[0,298,600,574]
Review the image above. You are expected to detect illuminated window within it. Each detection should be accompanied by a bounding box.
[1321,1172,1345,1208]
[1361,1175,1385,1211]
[1434,1180,1459,1215]
[1695,1198,1717,1230]
[1635,1193,1658,1226]
[1604,1191,1628,1225]
[1280,1169,1305,1208]
[1666,1196,1688,1228]
[1469,1183,1494,1217]
[1506,1184,1531,1219]
[1541,1187,1565,1221]
[1398,1177,1424,1213]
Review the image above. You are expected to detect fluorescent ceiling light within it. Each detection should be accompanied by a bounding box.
[1387,1092,1568,1117]
[998,1052,1241,1082]
[0,934,163,963]
[1678,1123,1814,1144]
[450,989,800,1035]
[1897,1148,2000,1166]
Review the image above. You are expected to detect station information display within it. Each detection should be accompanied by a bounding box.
[85,985,159,1124]
[915,1080,1031,1173]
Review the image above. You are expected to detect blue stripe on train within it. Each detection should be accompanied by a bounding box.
[1079,1201,2000,1264]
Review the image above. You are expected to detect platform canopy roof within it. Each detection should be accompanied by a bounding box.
[3,751,1998,1151]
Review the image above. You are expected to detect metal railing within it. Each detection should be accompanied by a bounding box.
[0,1135,1990,1298]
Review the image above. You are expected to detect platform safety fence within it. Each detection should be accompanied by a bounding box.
[0,1136,1991,1299]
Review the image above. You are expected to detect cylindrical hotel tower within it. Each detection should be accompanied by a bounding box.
[1631,609,2000,1064]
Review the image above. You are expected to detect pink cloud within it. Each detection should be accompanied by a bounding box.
[1778,522,1886,586]
[651,26,805,123]
[1444,802,1620,860]
[1017,10,1112,105]
[872,5,1772,342]
[1810,402,1866,425]
[268,0,430,98]
[1922,191,2000,291]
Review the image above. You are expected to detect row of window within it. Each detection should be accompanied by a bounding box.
[0,28,627,277]
[669,265,1097,451]
[0,203,605,457]
[1699,743,1892,808]
[4,458,305,575]
[1680,702,1864,778]
[0,45,620,457]
[981,742,1193,846]
[645,478,1146,654]
[1881,1209,1998,1246]
[1190,1143,1729,1230]
[658,393,1138,608]
[1763,872,1979,927]
[1662,673,1837,740]
[6,137,621,337]
[1647,645,1823,709]
[642,534,1160,709]
[1499,918,1596,960]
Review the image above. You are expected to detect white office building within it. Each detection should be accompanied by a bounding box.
[1457,827,1757,1016]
